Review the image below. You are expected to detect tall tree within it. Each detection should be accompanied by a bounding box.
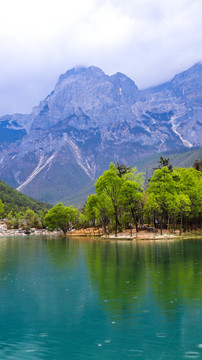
[119,180,143,233]
[122,167,145,190]
[85,193,113,234]
[144,192,160,228]
[175,193,191,235]
[116,162,132,178]
[147,167,176,234]
[173,167,202,229]
[95,163,123,236]
[193,159,202,172]
[153,156,173,171]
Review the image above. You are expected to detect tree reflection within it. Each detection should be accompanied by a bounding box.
[86,240,147,316]
[85,238,202,317]
[146,239,202,311]
[46,236,80,269]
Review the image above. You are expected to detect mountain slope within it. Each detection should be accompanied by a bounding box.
[0,63,201,205]
[0,178,51,213]
[135,147,202,180]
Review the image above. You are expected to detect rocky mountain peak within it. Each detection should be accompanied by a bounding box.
[30,66,140,131]
[110,72,139,104]
[58,65,106,84]
[0,63,201,205]
[171,62,202,96]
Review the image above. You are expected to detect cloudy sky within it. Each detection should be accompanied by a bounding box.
[0,0,202,115]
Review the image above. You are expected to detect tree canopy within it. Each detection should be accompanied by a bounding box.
[85,163,143,236]
[44,203,78,234]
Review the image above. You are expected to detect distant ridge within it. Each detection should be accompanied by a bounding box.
[135,147,202,181]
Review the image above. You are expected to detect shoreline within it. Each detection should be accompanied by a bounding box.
[0,228,60,237]
[68,227,202,240]
[0,227,201,240]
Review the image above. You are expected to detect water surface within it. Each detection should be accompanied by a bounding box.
[0,236,201,359]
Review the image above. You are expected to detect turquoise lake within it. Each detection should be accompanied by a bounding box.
[0,236,201,359]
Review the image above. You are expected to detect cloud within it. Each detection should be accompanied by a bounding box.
[0,0,202,114]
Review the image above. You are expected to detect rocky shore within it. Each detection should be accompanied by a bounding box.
[0,222,60,237]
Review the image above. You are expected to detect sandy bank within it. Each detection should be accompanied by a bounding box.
[69,228,202,240]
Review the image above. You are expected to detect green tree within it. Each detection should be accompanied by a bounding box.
[86,193,113,235]
[85,194,98,227]
[116,162,132,177]
[147,167,176,234]
[153,156,173,171]
[78,213,89,229]
[44,203,77,234]
[175,193,191,235]
[24,209,41,228]
[173,167,202,230]
[119,180,143,233]
[193,159,202,171]
[95,163,123,236]
[122,166,145,190]
[144,192,160,228]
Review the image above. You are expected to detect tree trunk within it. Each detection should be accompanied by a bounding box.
[152,213,155,238]
[160,214,163,235]
[180,214,183,236]
[115,206,118,237]
[101,217,107,236]
[168,213,170,234]
[131,209,139,233]
[174,214,176,233]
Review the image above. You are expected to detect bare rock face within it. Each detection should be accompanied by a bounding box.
[0,64,201,205]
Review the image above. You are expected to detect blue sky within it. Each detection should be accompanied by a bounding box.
[0,0,202,115]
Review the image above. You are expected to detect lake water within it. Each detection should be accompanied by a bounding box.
[0,236,201,360]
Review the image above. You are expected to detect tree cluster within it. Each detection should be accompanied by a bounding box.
[145,166,202,235]
[85,163,144,236]
[3,208,47,231]
[83,161,201,236]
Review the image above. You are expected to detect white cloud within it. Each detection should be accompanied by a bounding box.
[0,0,202,114]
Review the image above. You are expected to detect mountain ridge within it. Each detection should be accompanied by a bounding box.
[0,177,51,213]
[0,63,201,205]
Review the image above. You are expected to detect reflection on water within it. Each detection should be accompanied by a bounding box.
[0,236,201,359]
[86,241,146,316]
[86,239,202,316]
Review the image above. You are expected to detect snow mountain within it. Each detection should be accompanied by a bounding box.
[0,63,201,204]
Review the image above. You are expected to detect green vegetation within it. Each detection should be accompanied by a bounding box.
[145,166,201,234]
[85,163,144,236]
[0,177,51,231]
[44,203,78,234]
[0,178,51,215]
[5,209,45,231]
[41,158,202,236]
[83,160,202,236]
